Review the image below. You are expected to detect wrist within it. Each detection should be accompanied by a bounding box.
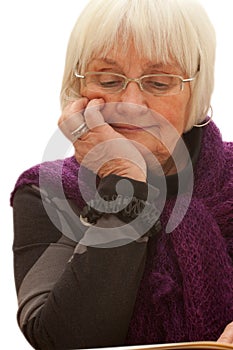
[98,159,147,182]
[80,174,161,233]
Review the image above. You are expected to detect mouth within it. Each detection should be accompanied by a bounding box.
[110,124,156,132]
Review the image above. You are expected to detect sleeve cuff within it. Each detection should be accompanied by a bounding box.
[97,174,159,201]
[80,174,161,229]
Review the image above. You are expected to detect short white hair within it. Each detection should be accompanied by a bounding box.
[60,0,216,131]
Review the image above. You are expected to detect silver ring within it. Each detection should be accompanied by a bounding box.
[71,122,89,142]
[79,215,93,227]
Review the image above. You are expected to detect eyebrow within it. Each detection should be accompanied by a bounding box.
[93,58,119,65]
[147,63,167,69]
[94,58,173,69]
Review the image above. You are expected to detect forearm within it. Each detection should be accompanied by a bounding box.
[23,240,147,349]
[13,186,148,349]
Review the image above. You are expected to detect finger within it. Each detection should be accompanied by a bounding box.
[58,97,89,125]
[68,97,89,116]
[217,322,233,343]
[59,113,86,142]
[84,98,106,129]
[58,98,90,142]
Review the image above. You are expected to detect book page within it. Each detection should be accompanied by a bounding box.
[102,342,233,350]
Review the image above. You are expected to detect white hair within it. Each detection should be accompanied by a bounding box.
[60,0,216,131]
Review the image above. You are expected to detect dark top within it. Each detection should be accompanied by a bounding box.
[12,128,202,350]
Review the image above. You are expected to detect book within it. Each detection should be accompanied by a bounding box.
[107,342,233,350]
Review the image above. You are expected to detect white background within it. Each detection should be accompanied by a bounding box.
[0,1,232,349]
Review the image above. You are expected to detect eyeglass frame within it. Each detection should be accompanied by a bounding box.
[74,69,198,96]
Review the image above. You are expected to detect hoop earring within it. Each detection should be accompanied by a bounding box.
[194,105,213,128]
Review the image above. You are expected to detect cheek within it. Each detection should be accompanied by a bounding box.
[81,86,116,103]
[81,85,126,104]
[80,86,95,99]
[149,95,191,134]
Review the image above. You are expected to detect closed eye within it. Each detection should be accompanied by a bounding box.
[99,79,122,88]
[149,81,169,89]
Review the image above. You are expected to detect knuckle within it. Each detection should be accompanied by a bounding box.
[226,321,233,330]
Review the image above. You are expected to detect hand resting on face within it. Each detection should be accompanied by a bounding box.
[58,98,147,182]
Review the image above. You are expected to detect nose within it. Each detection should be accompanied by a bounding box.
[116,81,148,117]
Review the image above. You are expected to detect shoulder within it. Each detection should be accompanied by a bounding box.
[10,156,89,207]
[194,121,233,218]
[197,121,232,173]
[193,122,232,195]
[223,140,233,160]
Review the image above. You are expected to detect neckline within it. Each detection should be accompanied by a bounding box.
[148,127,203,198]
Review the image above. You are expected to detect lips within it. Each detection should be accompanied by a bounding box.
[111,124,156,131]
[112,124,142,130]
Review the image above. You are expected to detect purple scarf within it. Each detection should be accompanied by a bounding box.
[127,123,233,343]
[10,122,233,343]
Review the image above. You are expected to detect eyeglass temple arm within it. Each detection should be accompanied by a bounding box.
[74,69,85,79]
[182,76,196,83]
[183,65,200,83]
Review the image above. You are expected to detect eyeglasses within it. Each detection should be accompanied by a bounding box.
[74,70,197,96]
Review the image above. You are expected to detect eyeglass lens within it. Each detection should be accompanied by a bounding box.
[84,73,183,95]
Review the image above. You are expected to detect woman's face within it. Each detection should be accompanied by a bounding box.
[80,43,192,170]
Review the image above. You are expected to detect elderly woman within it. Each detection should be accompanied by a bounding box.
[11,0,233,349]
